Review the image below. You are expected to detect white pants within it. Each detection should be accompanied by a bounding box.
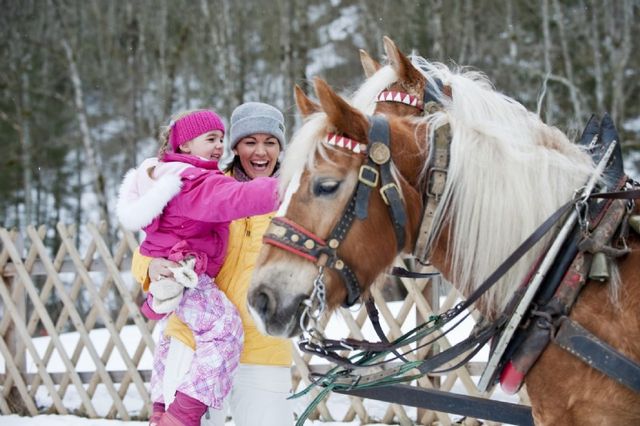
[164,337,294,426]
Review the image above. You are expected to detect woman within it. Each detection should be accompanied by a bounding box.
[132,102,293,426]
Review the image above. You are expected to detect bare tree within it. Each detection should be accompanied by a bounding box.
[604,0,633,123]
[51,0,110,228]
[551,0,583,126]
[589,0,605,114]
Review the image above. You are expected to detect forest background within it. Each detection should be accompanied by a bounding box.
[1,0,639,240]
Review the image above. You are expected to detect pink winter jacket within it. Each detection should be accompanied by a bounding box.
[117,152,279,278]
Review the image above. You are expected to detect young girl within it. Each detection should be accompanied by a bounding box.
[117,109,279,426]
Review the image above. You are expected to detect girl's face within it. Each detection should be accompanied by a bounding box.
[234,133,281,178]
[180,130,224,161]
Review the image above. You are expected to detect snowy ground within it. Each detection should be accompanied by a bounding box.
[1,414,387,426]
[1,301,520,425]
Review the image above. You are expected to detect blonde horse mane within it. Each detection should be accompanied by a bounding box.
[411,57,596,317]
[282,57,598,318]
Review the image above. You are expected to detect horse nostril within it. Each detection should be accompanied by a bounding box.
[255,291,270,317]
[250,286,277,321]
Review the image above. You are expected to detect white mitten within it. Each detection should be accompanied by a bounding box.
[169,257,198,289]
[149,278,184,314]
[149,278,183,300]
[152,291,182,314]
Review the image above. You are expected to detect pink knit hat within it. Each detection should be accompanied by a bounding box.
[169,110,225,151]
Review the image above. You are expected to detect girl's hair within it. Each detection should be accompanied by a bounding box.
[157,108,208,157]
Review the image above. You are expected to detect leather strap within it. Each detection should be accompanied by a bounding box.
[553,316,640,392]
[414,123,451,261]
[365,297,410,363]
[355,115,407,251]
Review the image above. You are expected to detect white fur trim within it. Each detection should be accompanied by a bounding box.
[116,166,183,231]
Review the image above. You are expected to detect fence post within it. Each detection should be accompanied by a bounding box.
[416,270,442,425]
[4,235,28,414]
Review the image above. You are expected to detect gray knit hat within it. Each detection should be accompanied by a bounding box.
[229,102,286,150]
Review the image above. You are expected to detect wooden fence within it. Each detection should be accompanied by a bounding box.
[0,223,529,425]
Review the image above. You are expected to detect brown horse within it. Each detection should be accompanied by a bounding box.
[248,50,640,424]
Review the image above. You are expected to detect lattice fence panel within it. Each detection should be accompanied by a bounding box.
[1,224,529,424]
[0,223,155,420]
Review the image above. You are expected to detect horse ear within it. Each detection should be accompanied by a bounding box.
[359,49,382,78]
[383,36,423,84]
[294,85,320,117]
[314,77,369,143]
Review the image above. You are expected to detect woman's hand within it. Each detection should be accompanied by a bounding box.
[149,257,180,281]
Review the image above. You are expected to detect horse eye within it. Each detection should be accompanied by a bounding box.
[313,180,341,196]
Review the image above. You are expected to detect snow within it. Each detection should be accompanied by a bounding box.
[1,301,521,425]
[623,116,640,133]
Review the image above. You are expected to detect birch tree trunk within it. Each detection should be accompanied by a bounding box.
[279,0,293,129]
[60,37,110,228]
[605,0,633,123]
[293,0,309,100]
[541,0,554,123]
[551,0,582,126]
[20,71,33,227]
[431,0,444,61]
[589,0,605,114]
[506,0,518,61]
[51,0,110,228]
[457,0,475,64]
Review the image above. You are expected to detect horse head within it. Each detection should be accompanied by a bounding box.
[354,36,451,117]
[247,77,427,337]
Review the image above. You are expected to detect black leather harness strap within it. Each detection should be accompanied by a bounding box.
[264,114,409,308]
[553,316,640,392]
[355,115,407,251]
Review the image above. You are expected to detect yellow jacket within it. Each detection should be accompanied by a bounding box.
[131,207,292,367]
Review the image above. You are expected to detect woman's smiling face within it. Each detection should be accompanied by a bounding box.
[233,133,281,178]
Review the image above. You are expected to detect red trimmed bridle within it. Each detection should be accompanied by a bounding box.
[263,115,408,313]
[375,77,449,114]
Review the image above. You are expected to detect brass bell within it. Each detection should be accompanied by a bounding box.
[588,252,610,282]
[629,215,640,235]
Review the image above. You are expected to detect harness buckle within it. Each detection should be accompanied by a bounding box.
[379,182,399,205]
[359,165,379,187]
[426,166,448,199]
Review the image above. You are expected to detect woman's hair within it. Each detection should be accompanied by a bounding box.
[222,155,240,173]
[157,108,207,157]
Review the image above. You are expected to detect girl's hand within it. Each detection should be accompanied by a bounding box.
[149,257,180,282]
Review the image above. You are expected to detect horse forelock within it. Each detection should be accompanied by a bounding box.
[279,113,327,197]
[413,57,596,317]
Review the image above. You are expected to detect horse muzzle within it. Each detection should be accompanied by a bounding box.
[247,283,308,338]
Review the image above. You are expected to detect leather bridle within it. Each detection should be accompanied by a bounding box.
[263,115,408,309]
[375,77,448,113]
[375,77,452,262]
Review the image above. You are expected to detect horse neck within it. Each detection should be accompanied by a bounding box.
[388,116,428,187]
[383,116,430,253]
